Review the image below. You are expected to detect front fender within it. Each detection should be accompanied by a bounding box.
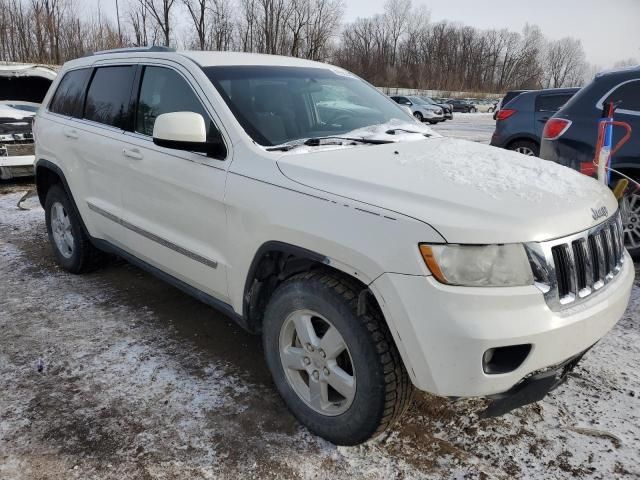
[224,170,443,314]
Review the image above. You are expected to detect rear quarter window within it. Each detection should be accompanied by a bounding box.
[603,79,640,113]
[48,68,91,117]
[84,66,136,129]
[535,94,574,113]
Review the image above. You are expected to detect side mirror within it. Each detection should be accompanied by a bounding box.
[152,111,225,158]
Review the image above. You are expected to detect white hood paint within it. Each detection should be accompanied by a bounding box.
[277,137,617,244]
[0,64,58,80]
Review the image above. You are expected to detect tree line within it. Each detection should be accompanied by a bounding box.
[0,0,625,93]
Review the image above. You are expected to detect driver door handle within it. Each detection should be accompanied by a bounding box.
[123,148,143,160]
[63,128,78,139]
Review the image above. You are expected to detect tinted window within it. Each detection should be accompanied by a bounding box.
[136,66,219,141]
[535,94,573,112]
[84,66,135,128]
[606,80,640,112]
[49,69,91,117]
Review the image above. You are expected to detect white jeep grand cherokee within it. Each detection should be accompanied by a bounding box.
[34,47,634,445]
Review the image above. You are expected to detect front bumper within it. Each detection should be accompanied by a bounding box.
[0,154,35,179]
[370,251,634,397]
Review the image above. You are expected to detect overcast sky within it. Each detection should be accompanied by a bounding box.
[91,0,639,68]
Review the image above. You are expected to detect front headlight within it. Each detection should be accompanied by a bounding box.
[419,244,533,287]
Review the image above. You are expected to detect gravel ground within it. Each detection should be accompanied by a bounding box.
[1,118,639,479]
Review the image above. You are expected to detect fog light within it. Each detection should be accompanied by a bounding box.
[483,344,532,374]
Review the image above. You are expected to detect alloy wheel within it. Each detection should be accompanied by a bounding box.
[621,193,640,250]
[279,309,356,416]
[514,146,535,156]
[51,201,74,258]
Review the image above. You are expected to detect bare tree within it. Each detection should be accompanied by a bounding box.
[543,37,587,88]
[182,0,207,49]
[142,0,176,46]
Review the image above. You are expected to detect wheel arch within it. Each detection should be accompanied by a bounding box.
[242,241,383,334]
[505,136,540,150]
[35,159,90,238]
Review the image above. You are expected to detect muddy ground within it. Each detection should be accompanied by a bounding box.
[1,171,639,479]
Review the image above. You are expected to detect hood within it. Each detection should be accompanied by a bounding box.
[0,64,57,105]
[276,137,617,244]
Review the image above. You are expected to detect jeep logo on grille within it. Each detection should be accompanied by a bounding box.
[591,206,608,221]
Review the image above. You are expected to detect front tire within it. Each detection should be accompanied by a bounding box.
[413,111,423,122]
[262,270,413,445]
[45,184,104,273]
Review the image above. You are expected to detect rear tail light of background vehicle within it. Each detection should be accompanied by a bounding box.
[543,118,572,140]
[495,109,516,121]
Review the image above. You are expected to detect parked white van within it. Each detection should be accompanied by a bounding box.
[34,47,633,445]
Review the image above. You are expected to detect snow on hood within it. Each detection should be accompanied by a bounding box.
[343,118,439,141]
[274,119,439,155]
[276,136,617,244]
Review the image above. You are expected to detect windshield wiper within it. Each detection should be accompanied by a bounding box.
[385,128,431,136]
[266,136,393,152]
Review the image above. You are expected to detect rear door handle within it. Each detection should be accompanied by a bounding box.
[63,128,78,139]
[123,148,143,160]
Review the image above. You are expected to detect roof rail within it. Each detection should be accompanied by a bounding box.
[89,46,176,56]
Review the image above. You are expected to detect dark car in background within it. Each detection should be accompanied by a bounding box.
[490,87,580,156]
[493,90,530,120]
[419,96,453,120]
[540,66,640,255]
[446,99,477,113]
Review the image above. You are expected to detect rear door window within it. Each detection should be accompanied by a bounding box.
[49,68,91,117]
[84,66,136,129]
[535,94,574,113]
[605,79,640,113]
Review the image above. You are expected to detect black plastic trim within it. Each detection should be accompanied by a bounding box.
[482,346,592,417]
[242,241,329,321]
[35,159,247,330]
[34,159,91,238]
[91,238,246,329]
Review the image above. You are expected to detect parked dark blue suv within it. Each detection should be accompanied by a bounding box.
[490,88,580,156]
[541,66,640,255]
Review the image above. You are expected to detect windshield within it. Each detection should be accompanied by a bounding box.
[202,65,412,146]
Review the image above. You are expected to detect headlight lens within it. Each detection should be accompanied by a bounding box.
[419,244,534,287]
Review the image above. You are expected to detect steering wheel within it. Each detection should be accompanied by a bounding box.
[330,113,356,128]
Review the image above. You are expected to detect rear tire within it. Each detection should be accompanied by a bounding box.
[508,139,539,157]
[262,270,413,445]
[45,184,104,273]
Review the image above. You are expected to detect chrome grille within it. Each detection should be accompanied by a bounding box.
[526,211,625,311]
